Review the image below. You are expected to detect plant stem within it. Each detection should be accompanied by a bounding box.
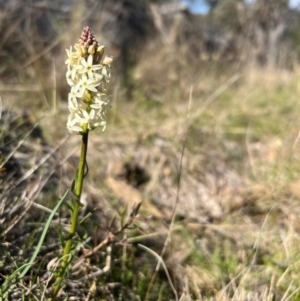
[51,128,89,299]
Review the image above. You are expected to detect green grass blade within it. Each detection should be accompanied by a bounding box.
[0,190,69,300]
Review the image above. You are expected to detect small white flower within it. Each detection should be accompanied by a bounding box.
[82,108,95,120]
[101,65,112,83]
[65,46,80,68]
[66,69,76,86]
[90,95,111,112]
[94,119,106,130]
[92,72,104,82]
[90,102,104,110]
[68,96,81,116]
[69,85,83,100]
[67,116,83,134]
[95,116,107,132]
[78,55,102,79]
[90,96,105,109]
[77,74,99,95]
[77,109,99,131]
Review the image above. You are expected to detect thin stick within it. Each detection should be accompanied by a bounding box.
[138,244,178,301]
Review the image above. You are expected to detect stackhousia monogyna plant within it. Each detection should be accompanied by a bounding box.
[52,26,113,299]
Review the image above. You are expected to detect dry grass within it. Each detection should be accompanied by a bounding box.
[2,2,300,300]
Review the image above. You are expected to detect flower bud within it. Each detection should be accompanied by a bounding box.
[102,56,113,65]
[88,45,96,55]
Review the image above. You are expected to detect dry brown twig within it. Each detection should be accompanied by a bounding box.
[72,201,144,270]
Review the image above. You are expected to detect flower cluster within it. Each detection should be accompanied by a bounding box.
[66,26,113,134]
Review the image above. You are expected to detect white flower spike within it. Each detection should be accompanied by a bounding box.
[65,26,113,134]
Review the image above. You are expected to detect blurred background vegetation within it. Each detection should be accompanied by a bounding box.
[1,0,300,93]
[2,0,300,300]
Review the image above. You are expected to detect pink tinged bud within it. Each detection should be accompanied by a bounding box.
[79,26,99,49]
[102,56,113,65]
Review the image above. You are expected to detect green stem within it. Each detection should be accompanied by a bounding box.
[51,128,89,299]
